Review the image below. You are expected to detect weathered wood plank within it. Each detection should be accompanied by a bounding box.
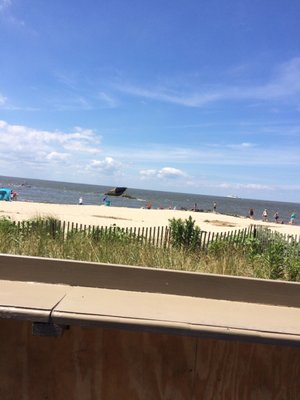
[0,319,299,400]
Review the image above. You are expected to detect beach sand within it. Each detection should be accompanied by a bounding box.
[0,201,299,236]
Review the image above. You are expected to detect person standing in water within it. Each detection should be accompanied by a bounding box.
[262,209,268,222]
[289,212,296,224]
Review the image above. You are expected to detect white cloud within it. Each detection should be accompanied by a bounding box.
[87,157,122,175]
[51,95,93,111]
[116,84,223,107]
[97,92,118,108]
[0,121,101,154]
[0,119,102,177]
[63,140,101,154]
[158,167,186,178]
[140,167,186,180]
[45,92,119,112]
[46,152,70,161]
[106,141,300,167]
[116,58,300,107]
[0,93,7,106]
[139,169,157,178]
[0,0,11,12]
[226,142,256,149]
[231,58,300,101]
[0,119,299,199]
[0,0,25,27]
[52,71,119,111]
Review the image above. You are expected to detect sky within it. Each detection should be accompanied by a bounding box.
[0,0,300,202]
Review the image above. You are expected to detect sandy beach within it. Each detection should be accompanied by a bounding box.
[0,200,299,236]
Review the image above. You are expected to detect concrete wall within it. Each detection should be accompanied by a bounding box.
[1,319,300,400]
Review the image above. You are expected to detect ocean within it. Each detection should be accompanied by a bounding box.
[1,175,299,225]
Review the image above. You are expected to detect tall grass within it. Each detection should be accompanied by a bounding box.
[0,216,299,281]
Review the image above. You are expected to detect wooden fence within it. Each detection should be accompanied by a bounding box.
[253,225,300,256]
[9,220,300,254]
[11,219,254,248]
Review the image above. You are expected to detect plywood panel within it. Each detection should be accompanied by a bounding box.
[0,319,300,400]
[140,332,196,400]
[194,338,300,400]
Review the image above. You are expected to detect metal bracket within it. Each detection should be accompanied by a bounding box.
[32,322,69,337]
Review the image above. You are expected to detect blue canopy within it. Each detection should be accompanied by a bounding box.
[0,188,12,201]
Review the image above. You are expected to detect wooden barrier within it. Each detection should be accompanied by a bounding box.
[1,254,300,399]
[12,220,300,257]
[0,319,300,400]
[13,219,256,249]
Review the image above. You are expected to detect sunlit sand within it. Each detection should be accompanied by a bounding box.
[0,201,299,236]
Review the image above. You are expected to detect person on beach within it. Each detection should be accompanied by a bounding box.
[273,211,279,223]
[248,208,254,219]
[262,209,268,222]
[78,197,83,205]
[11,190,18,201]
[213,202,217,213]
[289,212,296,225]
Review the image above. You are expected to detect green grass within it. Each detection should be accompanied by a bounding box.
[0,216,299,281]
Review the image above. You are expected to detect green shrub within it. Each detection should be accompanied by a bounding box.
[169,216,201,251]
[208,239,232,256]
[285,258,300,281]
[0,217,16,234]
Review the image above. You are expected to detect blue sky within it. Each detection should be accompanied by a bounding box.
[0,0,300,202]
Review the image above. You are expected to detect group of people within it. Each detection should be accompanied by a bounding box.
[248,208,297,224]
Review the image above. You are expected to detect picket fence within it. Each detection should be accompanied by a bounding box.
[253,225,300,256]
[11,220,300,254]
[12,220,253,248]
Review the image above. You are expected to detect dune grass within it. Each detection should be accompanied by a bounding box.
[0,216,299,281]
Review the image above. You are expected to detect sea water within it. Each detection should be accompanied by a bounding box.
[0,175,299,225]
